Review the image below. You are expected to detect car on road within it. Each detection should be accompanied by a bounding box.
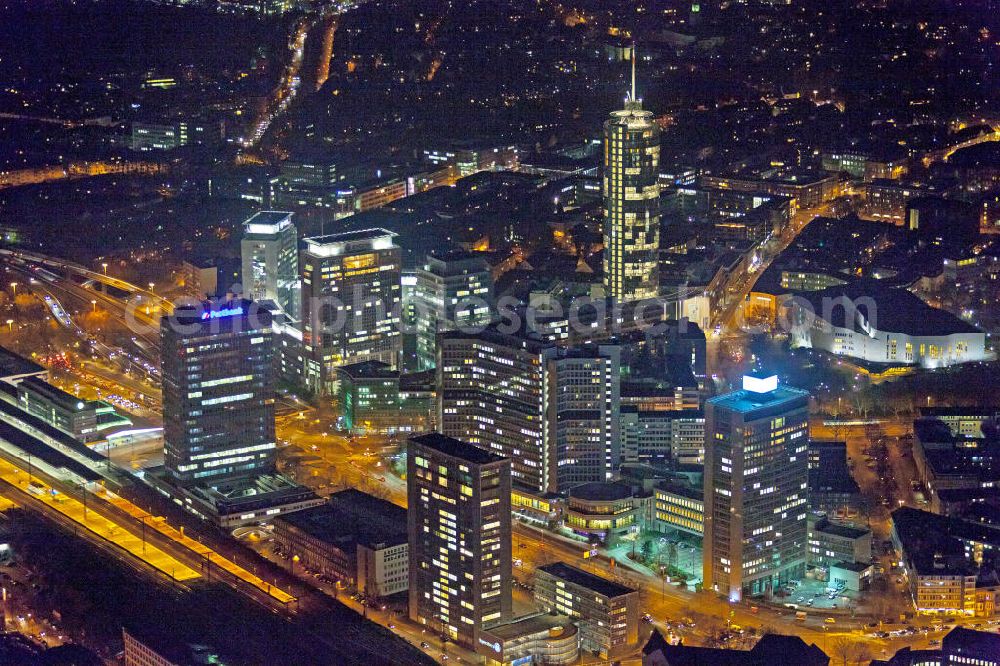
[420,642,430,649]
[825,617,836,624]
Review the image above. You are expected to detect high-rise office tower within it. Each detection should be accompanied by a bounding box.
[407,250,493,372]
[550,345,621,488]
[702,374,810,602]
[603,48,660,303]
[407,433,511,649]
[300,228,402,393]
[438,327,621,493]
[240,211,300,321]
[161,300,276,486]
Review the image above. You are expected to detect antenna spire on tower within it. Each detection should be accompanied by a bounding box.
[631,42,637,103]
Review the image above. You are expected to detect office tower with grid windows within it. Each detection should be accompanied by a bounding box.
[407,433,512,650]
[161,299,276,486]
[300,228,402,393]
[240,211,300,321]
[602,49,660,303]
[406,250,493,372]
[702,374,810,602]
[438,327,621,493]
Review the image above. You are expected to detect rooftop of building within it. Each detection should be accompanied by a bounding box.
[303,227,397,246]
[798,280,982,337]
[808,467,861,496]
[706,377,810,416]
[399,369,435,392]
[831,560,872,573]
[569,480,635,503]
[642,630,829,665]
[409,433,506,465]
[656,478,704,502]
[278,489,407,550]
[482,613,579,642]
[892,507,1000,576]
[944,625,1000,654]
[243,210,294,233]
[920,406,999,418]
[162,298,272,331]
[437,322,553,351]
[18,375,97,412]
[425,248,491,267]
[336,360,397,381]
[537,562,636,599]
[0,401,104,481]
[193,473,317,513]
[0,346,45,380]
[935,487,1000,503]
[812,516,869,540]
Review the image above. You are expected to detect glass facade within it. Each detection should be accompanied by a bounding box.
[161,301,276,485]
[241,211,300,321]
[703,381,810,601]
[603,99,660,302]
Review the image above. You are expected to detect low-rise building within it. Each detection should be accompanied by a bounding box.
[863,179,936,225]
[643,630,829,666]
[273,489,408,599]
[511,487,564,527]
[807,513,872,568]
[130,120,221,152]
[534,562,639,659]
[564,481,650,544]
[790,282,987,369]
[701,169,841,209]
[476,614,579,666]
[912,418,1000,509]
[808,441,864,521]
[16,376,131,442]
[654,479,704,537]
[892,507,1000,616]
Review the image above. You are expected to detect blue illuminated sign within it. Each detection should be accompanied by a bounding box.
[201,306,244,320]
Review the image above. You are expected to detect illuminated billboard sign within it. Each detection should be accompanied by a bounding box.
[201,306,244,320]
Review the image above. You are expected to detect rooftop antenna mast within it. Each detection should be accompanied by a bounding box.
[631,42,637,102]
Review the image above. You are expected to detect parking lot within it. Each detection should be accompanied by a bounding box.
[775,576,859,613]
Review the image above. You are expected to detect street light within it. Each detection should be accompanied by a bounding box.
[8,282,15,296]
[91,300,97,313]
[5,320,12,333]
[148,282,155,294]
[101,263,108,275]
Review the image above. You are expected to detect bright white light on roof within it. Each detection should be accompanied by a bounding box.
[743,374,778,393]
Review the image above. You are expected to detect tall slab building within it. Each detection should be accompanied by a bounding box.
[161,300,276,486]
[602,50,661,302]
[240,211,300,322]
[703,374,810,602]
[407,433,512,650]
[300,228,402,393]
[438,326,621,493]
[404,250,493,372]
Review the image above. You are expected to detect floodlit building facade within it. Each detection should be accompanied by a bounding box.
[703,375,810,602]
[602,56,660,303]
